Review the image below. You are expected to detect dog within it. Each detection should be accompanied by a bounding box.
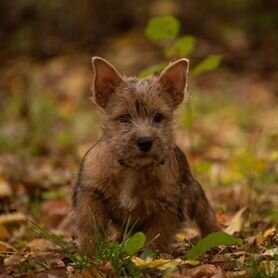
[72,57,220,256]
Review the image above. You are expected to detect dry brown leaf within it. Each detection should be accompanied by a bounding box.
[256,227,276,245]
[27,238,60,251]
[0,212,26,225]
[225,269,253,278]
[0,177,12,198]
[47,257,65,268]
[3,254,23,267]
[0,224,10,240]
[67,266,98,278]
[132,256,200,271]
[264,247,278,257]
[216,210,227,226]
[41,199,70,227]
[99,261,116,276]
[187,264,226,278]
[212,267,227,278]
[0,240,16,252]
[225,207,247,234]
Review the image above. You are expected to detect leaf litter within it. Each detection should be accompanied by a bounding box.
[0,57,277,277]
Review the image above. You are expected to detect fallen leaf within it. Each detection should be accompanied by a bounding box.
[187,264,226,278]
[0,177,12,198]
[216,210,227,226]
[99,261,116,276]
[263,227,276,238]
[225,207,247,234]
[41,199,70,227]
[0,212,26,225]
[147,258,182,270]
[0,224,10,240]
[225,269,253,277]
[260,260,277,275]
[184,232,243,260]
[0,240,16,252]
[132,257,183,270]
[256,227,276,245]
[27,238,60,251]
[3,254,23,267]
[263,248,278,258]
[131,257,152,269]
[184,260,201,266]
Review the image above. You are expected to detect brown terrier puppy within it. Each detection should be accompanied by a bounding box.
[72,57,220,256]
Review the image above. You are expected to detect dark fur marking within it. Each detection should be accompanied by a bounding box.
[135,99,141,115]
[72,140,102,207]
[174,146,193,184]
[157,197,173,209]
[72,158,86,207]
[92,189,106,202]
[134,99,147,118]
[177,198,185,222]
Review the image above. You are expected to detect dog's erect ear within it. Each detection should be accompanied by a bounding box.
[158,59,189,107]
[91,57,123,108]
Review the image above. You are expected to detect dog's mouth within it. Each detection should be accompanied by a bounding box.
[118,155,164,170]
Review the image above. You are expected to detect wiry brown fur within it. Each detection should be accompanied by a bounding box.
[72,57,220,256]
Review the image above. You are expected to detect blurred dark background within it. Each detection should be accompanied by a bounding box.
[0,0,276,75]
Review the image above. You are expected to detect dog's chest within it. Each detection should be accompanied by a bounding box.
[116,169,167,212]
[119,187,138,211]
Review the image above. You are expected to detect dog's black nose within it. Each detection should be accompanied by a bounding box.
[137,137,153,152]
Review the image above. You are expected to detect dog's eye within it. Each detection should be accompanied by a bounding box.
[153,113,164,123]
[119,114,131,123]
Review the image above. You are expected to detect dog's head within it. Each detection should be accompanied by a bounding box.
[91,57,189,170]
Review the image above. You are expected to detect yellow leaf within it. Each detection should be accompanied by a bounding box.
[0,224,10,240]
[132,257,184,270]
[147,259,182,270]
[256,227,276,245]
[225,207,247,234]
[263,227,276,239]
[131,257,151,269]
[131,256,200,270]
[183,260,200,266]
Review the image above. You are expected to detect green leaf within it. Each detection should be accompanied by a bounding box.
[122,232,146,256]
[42,190,67,200]
[124,259,142,277]
[192,55,222,77]
[165,36,196,58]
[145,16,180,41]
[194,161,212,174]
[184,231,243,260]
[140,248,157,260]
